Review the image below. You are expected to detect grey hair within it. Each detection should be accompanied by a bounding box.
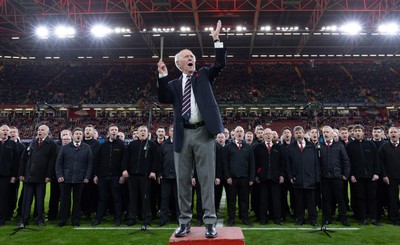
[174,49,196,71]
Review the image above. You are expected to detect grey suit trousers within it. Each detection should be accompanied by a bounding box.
[174,126,216,225]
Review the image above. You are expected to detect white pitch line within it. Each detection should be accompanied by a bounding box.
[241,227,360,231]
[74,227,359,231]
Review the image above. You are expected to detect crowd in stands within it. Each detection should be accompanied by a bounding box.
[1,61,399,105]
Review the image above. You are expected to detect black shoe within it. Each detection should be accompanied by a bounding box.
[260,220,268,225]
[242,219,253,227]
[72,223,80,227]
[205,224,217,238]
[159,221,167,227]
[126,219,136,226]
[227,220,234,227]
[56,222,66,227]
[18,222,26,228]
[393,221,400,226]
[310,221,317,227]
[114,219,121,227]
[37,222,45,227]
[359,219,368,226]
[274,219,283,225]
[174,223,191,237]
[91,220,101,226]
[196,219,203,226]
[341,220,350,227]
[371,220,381,226]
[324,219,332,225]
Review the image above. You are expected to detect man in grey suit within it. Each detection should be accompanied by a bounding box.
[157,20,225,238]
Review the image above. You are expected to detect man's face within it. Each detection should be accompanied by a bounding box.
[272,131,279,142]
[224,129,230,139]
[85,127,94,138]
[283,129,292,141]
[234,127,244,141]
[156,129,165,139]
[354,129,364,140]
[256,129,264,140]
[294,130,304,141]
[0,125,9,139]
[138,127,148,141]
[60,130,71,138]
[132,130,138,140]
[245,132,253,143]
[108,126,118,140]
[168,128,174,139]
[333,132,339,142]
[323,127,333,141]
[340,130,349,141]
[37,125,49,139]
[310,129,319,141]
[176,49,196,74]
[263,129,273,143]
[389,128,399,142]
[9,128,18,140]
[372,129,383,141]
[216,133,225,145]
[61,135,72,145]
[73,131,83,143]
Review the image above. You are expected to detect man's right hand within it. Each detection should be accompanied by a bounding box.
[93,176,98,185]
[158,60,168,76]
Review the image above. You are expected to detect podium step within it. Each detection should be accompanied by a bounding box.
[169,227,244,245]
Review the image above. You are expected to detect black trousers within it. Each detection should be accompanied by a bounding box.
[354,178,377,221]
[7,180,19,219]
[259,180,281,222]
[281,180,295,219]
[0,177,11,224]
[322,178,347,222]
[150,179,161,218]
[81,180,98,216]
[388,178,400,222]
[159,178,179,222]
[250,181,260,219]
[47,179,60,220]
[293,188,317,223]
[127,175,152,225]
[95,176,122,222]
[214,180,227,215]
[226,178,250,222]
[377,180,389,220]
[59,183,84,224]
[21,182,46,224]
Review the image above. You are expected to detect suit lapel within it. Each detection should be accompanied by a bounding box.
[173,75,183,104]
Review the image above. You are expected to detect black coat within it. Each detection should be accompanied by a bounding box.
[19,137,58,183]
[159,138,176,179]
[287,140,320,189]
[93,139,125,177]
[319,141,350,179]
[379,142,400,179]
[56,142,93,183]
[123,139,160,176]
[0,139,19,178]
[223,141,255,181]
[215,143,224,180]
[253,142,286,183]
[347,139,380,178]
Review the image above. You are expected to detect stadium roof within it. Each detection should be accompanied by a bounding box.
[1,0,400,62]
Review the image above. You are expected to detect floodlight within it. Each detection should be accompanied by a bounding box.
[36,26,49,38]
[378,23,399,34]
[91,25,112,37]
[340,22,362,34]
[55,26,76,38]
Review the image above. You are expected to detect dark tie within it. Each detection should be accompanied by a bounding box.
[299,141,304,152]
[267,142,271,153]
[326,141,331,148]
[159,139,163,144]
[393,142,398,148]
[238,142,242,151]
[182,75,191,121]
[1,139,4,145]
[38,138,43,146]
